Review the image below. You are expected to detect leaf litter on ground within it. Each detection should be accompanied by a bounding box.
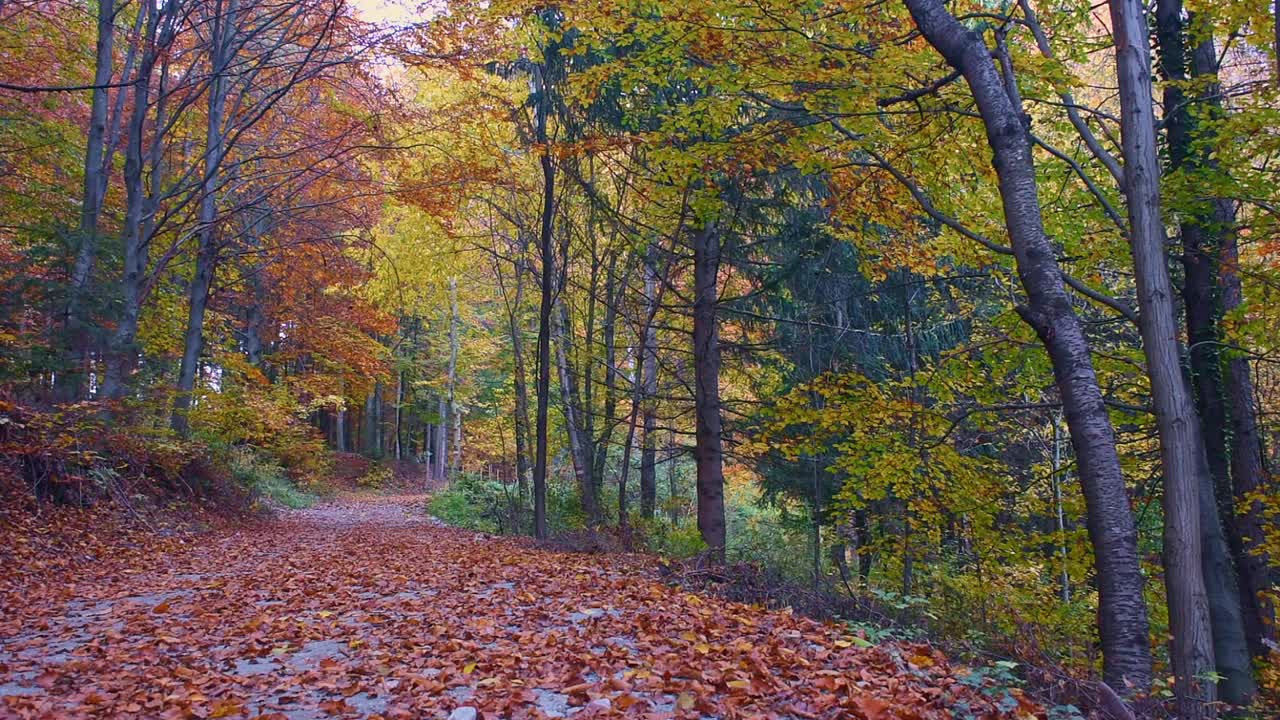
[1,493,1040,719]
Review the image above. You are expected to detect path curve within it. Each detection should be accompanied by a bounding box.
[1,495,1031,719]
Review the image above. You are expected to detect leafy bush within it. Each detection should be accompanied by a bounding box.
[357,464,395,489]
[0,399,246,507]
[225,446,317,509]
[724,481,815,580]
[191,383,332,484]
[427,485,486,530]
[637,518,706,558]
[427,472,510,532]
[428,473,587,535]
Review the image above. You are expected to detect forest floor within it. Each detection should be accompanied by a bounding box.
[0,493,1037,720]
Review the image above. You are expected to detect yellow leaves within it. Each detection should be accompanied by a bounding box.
[909,652,935,668]
[834,635,874,650]
[209,699,245,718]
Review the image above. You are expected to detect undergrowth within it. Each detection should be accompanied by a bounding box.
[0,394,332,513]
[224,446,319,509]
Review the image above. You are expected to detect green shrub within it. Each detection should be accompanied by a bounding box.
[226,446,318,509]
[637,517,706,558]
[427,473,589,535]
[427,472,510,532]
[357,464,394,489]
[428,483,497,532]
[724,484,815,580]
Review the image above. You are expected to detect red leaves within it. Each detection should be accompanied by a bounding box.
[1,495,1036,719]
[851,693,892,720]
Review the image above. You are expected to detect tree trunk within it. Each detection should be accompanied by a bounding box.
[531,62,554,539]
[639,243,660,520]
[617,320,649,533]
[242,232,267,367]
[1051,414,1071,603]
[555,301,598,521]
[336,376,347,453]
[1110,0,1215,713]
[446,277,460,473]
[1156,1,1257,703]
[363,385,378,456]
[59,0,117,403]
[592,253,620,495]
[73,0,114,297]
[506,239,532,516]
[103,1,166,401]
[902,0,1153,692]
[394,369,403,460]
[435,397,448,479]
[173,0,237,435]
[172,239,217,434]
[453,409,463,475]
[1222,218,1275,658]
[691,221,726,557]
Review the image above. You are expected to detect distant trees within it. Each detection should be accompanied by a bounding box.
[1,0,392,437]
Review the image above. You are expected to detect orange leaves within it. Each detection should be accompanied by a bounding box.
[852,693,893,720]
[210,699,247,718]
[2,494,1035,719]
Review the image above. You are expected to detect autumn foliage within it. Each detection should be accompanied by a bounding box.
[3,0,1280,718]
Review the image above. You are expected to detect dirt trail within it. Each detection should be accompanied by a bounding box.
[1,495,1031,719]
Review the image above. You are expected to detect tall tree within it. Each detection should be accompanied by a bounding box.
[1110,0,1216,712]
[172,0,237,435]
[638,242,661,520]
[691,220,726,557]
[1155,0,1257,703]
[901,0,1153,694]
[530,32,557,539]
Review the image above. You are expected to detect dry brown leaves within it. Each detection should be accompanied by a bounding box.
[1,494,1040,720]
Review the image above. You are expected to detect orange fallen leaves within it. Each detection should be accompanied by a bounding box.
[1,494,1037,719]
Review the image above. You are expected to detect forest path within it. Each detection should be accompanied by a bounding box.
[0,494,1028,720]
